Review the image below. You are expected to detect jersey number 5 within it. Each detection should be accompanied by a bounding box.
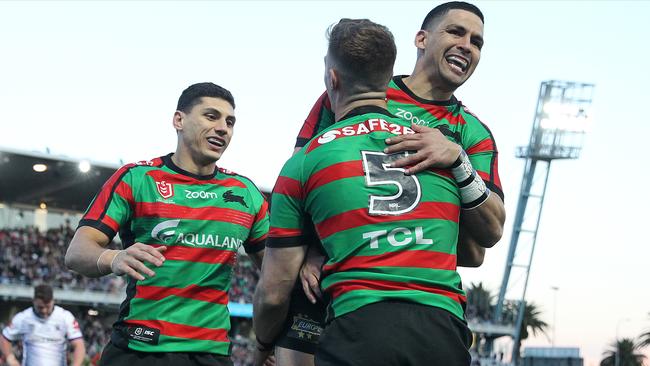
[361,151,422,216]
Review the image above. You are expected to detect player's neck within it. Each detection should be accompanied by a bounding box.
[172,148,216,177]
[403,69,455,101]
[333,92,387,122]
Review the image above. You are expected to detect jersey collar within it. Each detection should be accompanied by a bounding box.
[340,105,394,122]
[162,153,217,181]
[392,75,458,106]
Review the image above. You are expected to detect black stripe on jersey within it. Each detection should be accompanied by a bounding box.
[435,125,462,144]
[243,240,264,253]
[111,276,139,349]
[475,120,504,202]
[78,219,117,241]
[95,166,136,224]
[296,137,310,148]
[295,95,332,149]
[266,236,304,248]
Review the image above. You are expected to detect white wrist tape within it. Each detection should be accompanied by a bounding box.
[450,150,490,209]
[96,249,112,276]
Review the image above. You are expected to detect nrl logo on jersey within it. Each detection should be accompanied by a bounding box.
[156,180,174,199]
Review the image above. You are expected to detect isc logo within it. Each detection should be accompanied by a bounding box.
[362,226,433,249]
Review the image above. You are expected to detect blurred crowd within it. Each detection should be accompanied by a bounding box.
[0,226,260,303]
[0,226,123,292]
[0,225,261,365]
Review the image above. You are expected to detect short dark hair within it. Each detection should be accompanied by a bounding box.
[421,1,484,30]
[176,82,235,113]
[34,284,53,302]
[327,18,396,94]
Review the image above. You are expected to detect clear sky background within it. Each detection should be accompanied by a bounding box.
[1,1,649,365]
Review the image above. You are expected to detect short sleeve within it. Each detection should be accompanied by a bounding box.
[267,154,308,248]
[65,311,83,340]
[2,313,24,341]
[77,164,136,240]
[295,91,335,148]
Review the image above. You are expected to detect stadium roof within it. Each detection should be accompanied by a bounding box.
[0,147,119,213]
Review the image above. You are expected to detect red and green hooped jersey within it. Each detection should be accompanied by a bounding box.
[270,106,467,321]
[295,75,503,200]
[79,153,269,355]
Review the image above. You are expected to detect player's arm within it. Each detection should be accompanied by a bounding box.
[245,189,270,270]
[69,338,86,366]
[1,319,21,366]
[65,165,166,280]
[0,335,19,366]
[253,245,308,365]
[385,123,505,249]
[66,226,166,280]
[456,226,485,267]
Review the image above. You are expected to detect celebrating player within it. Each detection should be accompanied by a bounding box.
[65,82,269,366]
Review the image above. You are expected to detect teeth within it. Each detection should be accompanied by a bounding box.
[446,55,468,72]
[207,137,224,147]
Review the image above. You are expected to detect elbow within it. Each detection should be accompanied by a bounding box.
[463,251,485,268]
[64,243,80,272]
[483,225,503,248]
[255,280,292,309]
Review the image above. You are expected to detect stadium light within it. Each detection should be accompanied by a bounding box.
[33,163,48,172]
[78,160,91,173]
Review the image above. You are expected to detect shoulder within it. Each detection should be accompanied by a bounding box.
[54,306,75,320]
[456,101,491,128]
[11,307,33,323]
[110,155,166,180]
[217,168,267,200]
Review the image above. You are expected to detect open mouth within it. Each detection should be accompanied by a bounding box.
[445,55,469,74]
[207,136,225,149]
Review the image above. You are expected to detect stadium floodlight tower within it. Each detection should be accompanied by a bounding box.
[492,80,595,364]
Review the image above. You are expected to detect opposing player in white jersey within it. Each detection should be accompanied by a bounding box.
[0,284,86,366]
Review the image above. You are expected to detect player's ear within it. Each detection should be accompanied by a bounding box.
[173,111,184,131]
[328,68,339,91]
[414,29,427,51]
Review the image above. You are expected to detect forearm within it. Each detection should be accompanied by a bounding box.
[65,228,116,277]
[0,337,17,363]
[459,193,505,248]
[456,227,486,267]
[70,339,86,366]
[253,280,291,345]
[249,250,265,270]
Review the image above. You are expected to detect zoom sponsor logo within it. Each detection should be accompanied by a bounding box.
[394,108,426,125]
[185,190,218,200]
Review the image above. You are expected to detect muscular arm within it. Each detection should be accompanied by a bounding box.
[0,336,19,366]
[459,192,505,249]
[65,226,166,280]
[65,226,113,277]
[248,250,265,270]
[69,338,86,366]
[385,123,505,258]
[253,246,308,345]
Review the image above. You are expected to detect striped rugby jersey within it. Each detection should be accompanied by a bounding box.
[271,106,468,321]
[295,75,503,200]
[79,153,269,354]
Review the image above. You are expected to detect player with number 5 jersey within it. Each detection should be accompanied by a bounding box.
[272,106,468,320]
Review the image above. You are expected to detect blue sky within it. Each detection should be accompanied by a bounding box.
[1,1,649,364]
